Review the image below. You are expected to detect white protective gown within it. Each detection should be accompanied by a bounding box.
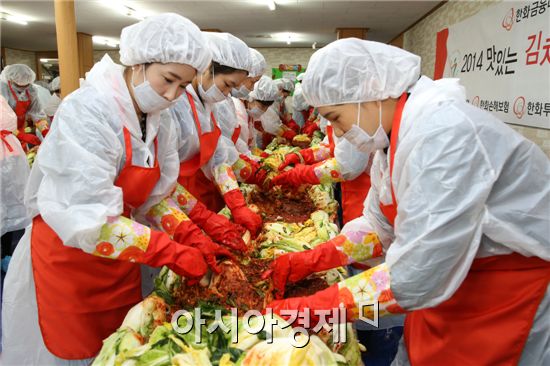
[232,98,254,154]
[291,83,308,128]
[169,84,239,180]
[340,76,549,365]
[44,93,62,118]
[260,105,284,137]
[1,55,180,366]
[0,96,30,237]
[33,84,53,112]
[212,97,251,155]
[233,97,263,150]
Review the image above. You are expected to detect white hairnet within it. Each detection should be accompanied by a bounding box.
[49,76,60,91]
[279,78,295,93]
[292,84,309,111]
[249,75,278,102]
[248,48,267,77]
[302,38,421,106]
[204,32,251,72]
[34,80,50,89]
[119,13,212,72]
[2,64,36,85]
[296,73,305,82]
[273,79,283,90]
[0,95,17,131]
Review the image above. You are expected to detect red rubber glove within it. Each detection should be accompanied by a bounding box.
[302,122,319,137]
[281,130,297,141]
[262,133,274,148]
[285,119,300,134]
[264,238,348,299]
[278,153,301,171]
[188,201,248,252]
[300,121,312,134]
[17,132,41,147]
[144,230,208,281]
[278,149,316,171]
[39,128,50,138]
[271,163,320,187]
[266,284,354,327]
[173,220,234,273]
[224,189,262,236]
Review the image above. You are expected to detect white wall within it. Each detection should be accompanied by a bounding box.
[3,48,37,72]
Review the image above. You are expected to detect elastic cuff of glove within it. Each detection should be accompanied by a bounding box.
[223,189,247,210]
[188,201,213,226]
[319,238,349,266]
[173,219,202,245]
[299,149,314,164]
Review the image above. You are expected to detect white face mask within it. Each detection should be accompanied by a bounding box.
[335,137,370,177]
[10,82,28,94]
[131,66,173,113]
[247,106,264,120]
[231,85,250,99]
[342,102,388,154]
[199,69,226,104]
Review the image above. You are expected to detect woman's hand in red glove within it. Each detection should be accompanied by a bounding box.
[223,189,263,236]
[263,238,348,299]
[278,153,301,171]
[173,219,235,273]
[281,130,297,141]
[187,200,248,253]
[271,164,320,187]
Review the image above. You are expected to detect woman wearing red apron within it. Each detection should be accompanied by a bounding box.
[232,75,279,155]
[272,78,294,123]
[168,32,265,240]
[0,64,50,146]
[266,39,550,365]
[0,96,31,278]
[1,14,234,365]
[226,49,269,153]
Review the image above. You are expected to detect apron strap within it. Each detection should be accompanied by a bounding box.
[121,127,133,169]
[210,111,221,134]
[0,130,14,152]
[387,93,409,211]
[326,125,335,156]
[185,90,222,137]
[231,125,242,144]
[121,127,159,169]
[152,137,159,168]
[186,91,203,135]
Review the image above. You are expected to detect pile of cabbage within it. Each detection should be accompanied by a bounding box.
[93,294,362,366]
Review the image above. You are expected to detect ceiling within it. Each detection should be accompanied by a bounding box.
[1,0,439,51]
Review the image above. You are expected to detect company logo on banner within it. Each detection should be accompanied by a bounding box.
[435,0,550,129]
